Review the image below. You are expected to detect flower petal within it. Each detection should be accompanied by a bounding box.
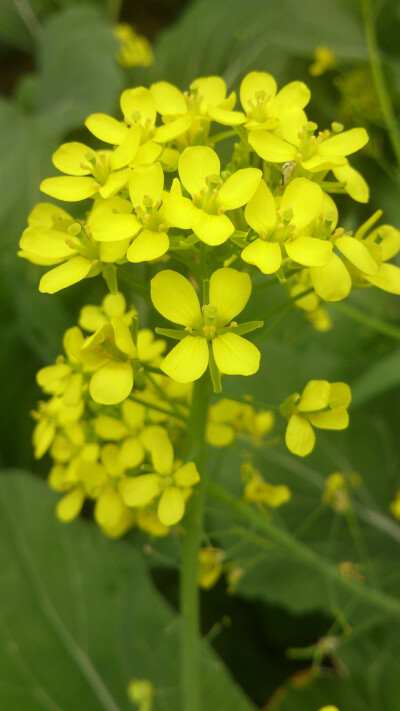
[173,462,200,487]
[332,163,369,203]
[209,268,252,326]
[120,87,156,126]
[40,176,97,201]
[161,192,198,229]
[20,226,74,260]
[52,142,92,176]
[280,178,323,230]
[56,488,85,522]
[285,236,332,267]
[240,72,277,111]
[318,128,369,157]
[162,337,209,383]
[154,114,192,143]
[212,333,260,375]
[298,380,330,412]
[150,81,187,115]
[248,131,297,163]
[39,256,93,293]
[191,210,234,246]
[109,125,141,170]
[285,414,315,456]
[127,229,169,263]
[244,179,277,235]
[241,239,282,274]
[335,236,378,274]
[310,254,352,301]
[158,487,185,526]
[121,473,161,507]
[90,361,133,405]
[308,408,349,430]
[119,436,145,469]
[151,429,174,475]
[190,76,227,107]
[274,81,310,110]
[366,264,400,294]
[129,162,164,207]
[151,270,202,327]
[85,113,128,144]
[206,422,235,447]
[178,146,220,195]
[90,213,142,241]
[217,168,261,211]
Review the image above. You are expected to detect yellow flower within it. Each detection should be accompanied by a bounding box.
[120,429,199,526]
[150,75,245,146]
[113,24,153,68]
[244,465,291,508]
[197,547,224,589]
[151,268,261,386]
[127,679,154,711]
[206,398,274,446]
[249,119,369,203]
[309,46,337,76]
[242,178,333,273]
[240,71,311,130]
[79,291,137,333]
[281,380,351,457]
[322,472,351,513]
[162,146,261,245]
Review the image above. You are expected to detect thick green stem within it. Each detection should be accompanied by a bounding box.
[331,300,400,342]
[180,374,211,711]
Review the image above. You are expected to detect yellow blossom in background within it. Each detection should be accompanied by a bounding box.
[242,462,291,507]
[113,24,153,68]
[280,380,351,457]
[309,46,337,76]
[127,679,154,711]
[198,547,224,589]
[390,492,400,520]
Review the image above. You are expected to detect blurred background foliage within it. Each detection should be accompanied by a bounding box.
[1,0,400,709]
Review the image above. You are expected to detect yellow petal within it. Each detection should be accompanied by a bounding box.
[217,168,261,210]
[335,236,378,274]
[112,317,137,357]
[98,168,131,199]
[90,213,142,241]
[318,128,369,157]
[162,337,209,383]
[158,487,185,526]
[280,178,323,230]
[131,140,162,167]
[119,436,145,469]
[154,114,192,142]
[33,418,56,459]
[285,236,332,267]
[240,72,277,111]
[85,113,128,144]
[109,125,141,170]
[20,226,74,260]
[94,488,129,530]
[207,106,245,126]
[52,142,92,176]
[212,333,260,375]
[329,382,352,409]
[285,414,315,456]
[28,201,72,227]
[121,474,161,507]
[122,399,145,429]
[242,238,281,273]
[174,462,200,487]
[276,106,307,145]
[244,180,277,235]
[127,229,169,263]
[248,131,297,163]
[99,239,130,262]
[298,380,330,412]
[129,162,164,206]
[40,176,97,201]
[301,154,346,172]
[94,415,128,440]
[209,268,252,326]
[190,76,227,107]
[308,408,349,430]
[191,210,234,245]
[151,270,202,327]
[310,253,352,301]
[151,429,174,475]
[178,146,220,195]
[39,256,93,293]
[332,163,369,203]
[90,361,133,405]
[274,81,310,109]
[120,87,157,126]
[366,263,400,294]
[161,192,198,229]
[206,422,235,447]
[56,488,85,523]
[150,81,187,115]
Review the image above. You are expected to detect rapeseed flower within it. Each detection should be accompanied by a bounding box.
[151,268,261,387]
[280,380,351,456]
[162,146,261,245]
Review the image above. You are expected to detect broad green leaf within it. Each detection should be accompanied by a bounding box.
[0,471,256,711]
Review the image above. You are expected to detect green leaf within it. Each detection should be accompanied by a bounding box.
[0,471,256,711]
[350,349,400,408]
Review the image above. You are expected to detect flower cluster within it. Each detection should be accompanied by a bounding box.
[22,69,400,537]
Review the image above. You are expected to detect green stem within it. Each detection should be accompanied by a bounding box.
[117,268,151,304]
[180,374,211,711]
[220,392,279,412]
[331,300,400,341]
[129,394,187,423]
[208,480,400,618]
[144,371,188,420]
[363,0,400,170]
